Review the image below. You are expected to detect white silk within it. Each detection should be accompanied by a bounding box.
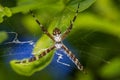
[55,43,62,49]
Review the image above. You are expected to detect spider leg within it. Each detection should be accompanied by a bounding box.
[62,44,85,72]
[15,45,55,64]
[62,3,80,40]
[30,10,55,41]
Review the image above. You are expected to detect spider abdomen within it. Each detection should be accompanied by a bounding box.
[55,42,62,49]
[54,35,61,42]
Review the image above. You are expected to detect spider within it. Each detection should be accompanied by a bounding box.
[16,3,85,73]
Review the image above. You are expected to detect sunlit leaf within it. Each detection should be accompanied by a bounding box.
[10,34,55,76]
[0,5,12,23]
[95,0,119,20]
[67,0,96,12]
[0,31,8,43]
[76,71,94,80]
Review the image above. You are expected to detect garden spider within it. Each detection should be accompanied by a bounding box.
[16,3,85,72]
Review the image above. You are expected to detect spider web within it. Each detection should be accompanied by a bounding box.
[0,31,73,67]
[0,32,35,64]
[0,20,113,68]
[52,14,112,67]
[1,30,116,78]
[1,31,111,63]
[1,17,120,80]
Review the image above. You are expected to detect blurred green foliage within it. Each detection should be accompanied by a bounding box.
[0,31,8,43]
[0,0,120,80]
[0,5,12,22]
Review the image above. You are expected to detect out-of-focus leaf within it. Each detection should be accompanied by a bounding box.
[0,31,8,43]
[67,0,96,12]
[22,15,41,35]
[0,5,12,23]
[76,71,94,80]
[11,0,64,13]
[73,13,120,38]
[99,58,120,78]
[95,0,119,20]
[11,0,96,14]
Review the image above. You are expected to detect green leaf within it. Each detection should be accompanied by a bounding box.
[11,0,64,14]
[67,0,96,12]
[76,71,94,80]
[11,0,96,14]
[0,31,8,43]
[95,0,119,20]
[99,58,120,78]
[0,5,12,23]
[10,34,55,76]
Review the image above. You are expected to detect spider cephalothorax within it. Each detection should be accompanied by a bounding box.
[16,3,85,73]
[53,28,61,36]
